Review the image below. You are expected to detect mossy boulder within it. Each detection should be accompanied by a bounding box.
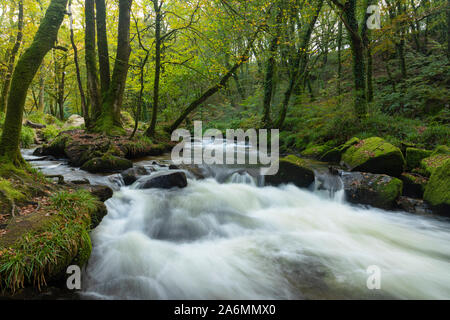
[265,155,315,188]
[320,137,360,163]
[399,173,428,198]
[420,154,450,177]
[418,145,450,177]
[405,148,432,171]
[36,133,72,158]
[341,172,403,210]
[81,154,133,174]
[423,159,450,214]
[341,137,405,177]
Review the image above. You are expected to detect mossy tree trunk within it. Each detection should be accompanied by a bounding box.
[331,0,367,118]
[0,0,68,166]
[92,0,132,135]
[275,0,323,128]
[69,0,88,124]
[85,0,102,121]
[0,0,23,113]
[95,0,111,96]
[262,4,284,129]
[145,0,162,137]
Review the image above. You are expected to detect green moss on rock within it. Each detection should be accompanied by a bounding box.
[405,147,432,171]
[420,154,450,177]
[341,137,405,177]
[81,154,133,173]
[321,137,360,163]
[423,159,450,214]
[265,155,315,188]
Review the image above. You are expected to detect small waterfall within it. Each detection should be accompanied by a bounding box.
[228,171,256,186]
[313,168,344,202]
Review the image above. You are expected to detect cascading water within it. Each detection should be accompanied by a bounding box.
[22,143,450,300]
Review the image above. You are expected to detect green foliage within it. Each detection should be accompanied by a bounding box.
[0,190,98,292]
[19,126,35,148]
[41,124,60,141]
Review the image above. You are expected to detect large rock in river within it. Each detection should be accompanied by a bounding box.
[341,171,403,210]
[81,154,133,173]
[341,137,405,177]
[121,166,151,186]
[265,155,315,188]
[137,171,188,189]
[423,158,450,215]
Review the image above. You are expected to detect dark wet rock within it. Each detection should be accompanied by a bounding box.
[81,155,133,174]
[179,164,205,180]
[265,155,315,188]
[169,164,179,170]
[341,171,403,210]
[85,185,114,202]
[91,202,108,229]
[69,179,91,185]
[138,171,188,190]
[399,173,428,198]
[397,196,433,215]
[121,166,151,186]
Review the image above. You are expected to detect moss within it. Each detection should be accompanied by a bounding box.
[423,159,450,214]
[374,176,403,206]
[420,154,450,177]
[431,145,450,157]
[266,155,315,188]
[90,112,125,136]
[81,153,133,173]
[301,141,336,159]
[0,189,98,292]
[341,137,405,177]
[41,133,72,157]
[405,147,433,171]
[120,111,134,128]
[321,137,360,163]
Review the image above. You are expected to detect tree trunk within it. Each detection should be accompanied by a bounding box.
[85,0,101,121]
[145,0,162,137]
[69,0,88,123]
[447,0,450,60]
[0,0,23,113]
[93,0,132,134]
[337,20,343,96]
[262,6,284,128]
[38,65,45,112]
[0,0,68,165]
[275,0,323,128]
[95,0,111,96]
[335,0,367,117]
[57,53,67,121]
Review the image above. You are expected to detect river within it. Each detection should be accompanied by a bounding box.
[22,142,450,300]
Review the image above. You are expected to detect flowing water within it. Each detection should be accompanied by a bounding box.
[22,143,450,300]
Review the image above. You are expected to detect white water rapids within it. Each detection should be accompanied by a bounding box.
[21,146,450,300]
[81,172,450,300]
